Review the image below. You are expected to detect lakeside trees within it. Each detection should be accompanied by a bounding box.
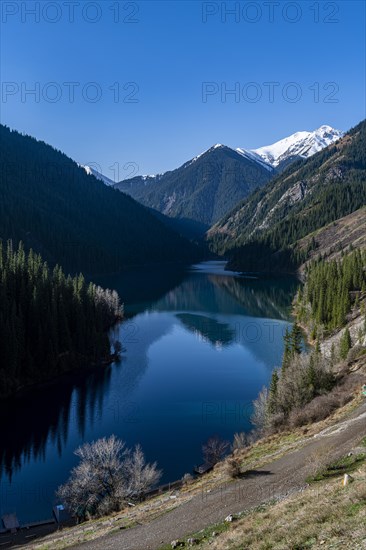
[299,250,366,331]
[202,436,230,466]
[57,436,161,521]
[0,240,123,398]
[253,249,366,435]
[253,349,336,434]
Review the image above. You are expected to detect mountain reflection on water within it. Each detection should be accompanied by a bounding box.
[0,262,299,523]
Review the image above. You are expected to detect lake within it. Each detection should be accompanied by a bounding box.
[0,262,298,523]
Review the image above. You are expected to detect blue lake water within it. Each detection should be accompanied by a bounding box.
[0,262,298,523]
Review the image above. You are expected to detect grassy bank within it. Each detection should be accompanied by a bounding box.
[176,453,366,550]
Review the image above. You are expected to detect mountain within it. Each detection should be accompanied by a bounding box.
[0,125,200,275]
[252,125,344,171]
[208,119,366,272]
[114,144,275,232]
[113,127,341,233]
[82,165,115,186]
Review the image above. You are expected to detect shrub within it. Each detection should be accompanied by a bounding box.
[57,436,161,521]
[232,432,248,451]
[202,436,230,465]
[225,456,242,479]
[182,473,194,485]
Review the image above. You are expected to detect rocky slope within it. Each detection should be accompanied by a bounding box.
[207,119,366,272]
[114,145,275,232]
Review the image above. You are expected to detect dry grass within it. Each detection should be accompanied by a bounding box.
[198,462,366,550]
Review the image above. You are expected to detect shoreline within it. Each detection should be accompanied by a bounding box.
[0,351,121,403]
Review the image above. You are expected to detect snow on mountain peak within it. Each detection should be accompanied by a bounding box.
[252,125,344,167]
[235,148,274,172]
[82,125,343,188]
[318,124,333,132]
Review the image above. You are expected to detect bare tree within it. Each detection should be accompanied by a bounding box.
[232,432,248,451]
[93,286,123,324]
[57,436,161,521]
[123,444,162,500]
[57,435,125,520]
[202,435,229,465]
[251,386,269,434]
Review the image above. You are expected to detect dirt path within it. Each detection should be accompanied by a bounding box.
[78,402,366,550]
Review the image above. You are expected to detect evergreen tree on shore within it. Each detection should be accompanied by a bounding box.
[300,250,366,331]
[282,323,302,369]
[0,241,123,398]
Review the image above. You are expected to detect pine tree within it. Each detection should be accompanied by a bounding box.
[0,241,123,398]
[268,370,279,414]
[282,328,292,370]
[290,323,302,355]
[339,328,352,360]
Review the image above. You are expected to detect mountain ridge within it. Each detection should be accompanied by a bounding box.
[207,119,366,272]
[252,125,344,170]
[89,125,341,186]
[0,125,200,275]
[114,144,275,231]
[89,125,343,237]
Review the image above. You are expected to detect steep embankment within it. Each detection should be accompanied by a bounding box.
[298,206,366,267]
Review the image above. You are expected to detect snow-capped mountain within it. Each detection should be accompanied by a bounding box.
[115,144,274,229]
[252,125,344,169]
[235,147,274,172]
[83,125,342,190]
[187,144,274,172]
[82,165,115,186]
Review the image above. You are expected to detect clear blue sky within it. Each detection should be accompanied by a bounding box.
[1,0,365,178]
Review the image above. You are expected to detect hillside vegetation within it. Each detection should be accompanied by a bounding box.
[0,125,200,275]
[208,120,366,272]
[298,249,366,331]
[0,241,122,398]
[115,145,274,230]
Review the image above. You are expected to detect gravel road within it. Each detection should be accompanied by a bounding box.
[78,402,366,550]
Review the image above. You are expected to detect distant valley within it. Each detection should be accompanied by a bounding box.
[86,125,343,238]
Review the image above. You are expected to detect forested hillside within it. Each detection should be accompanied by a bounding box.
[115,145,274,230]
[0,241,122,398]
[0,125,200,275]
[298,249,366,332]
[208,120,366,272]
